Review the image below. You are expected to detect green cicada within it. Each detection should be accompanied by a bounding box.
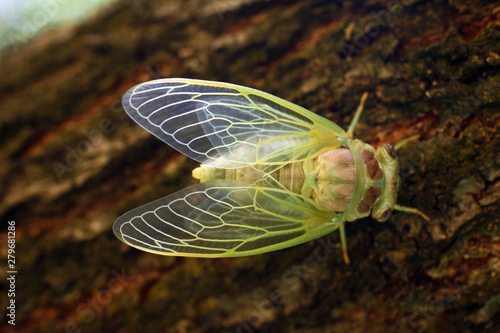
[113,78,429,263]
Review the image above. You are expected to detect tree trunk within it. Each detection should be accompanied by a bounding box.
[1,0,499,332]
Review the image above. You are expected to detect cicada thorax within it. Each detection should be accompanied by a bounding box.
[296,141,376,218]
[302,148,356,213]
[301,139,399,222]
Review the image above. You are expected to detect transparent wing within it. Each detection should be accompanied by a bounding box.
[122,78,347,168]
[113,177,341,257]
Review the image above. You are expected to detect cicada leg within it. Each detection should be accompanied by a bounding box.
[394,204,430,221]
[347,92,369,138]
[393,135,431,221]
[341,92,369,264]
[394,135,421,151]
[339,222,350,264]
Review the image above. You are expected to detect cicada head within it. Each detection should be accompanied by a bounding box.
[343,139,397,222]
[371,143,399,222]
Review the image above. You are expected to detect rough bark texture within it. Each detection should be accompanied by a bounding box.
[1,0,499,332]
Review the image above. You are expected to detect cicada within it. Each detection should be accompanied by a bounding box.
[113,78,429,263]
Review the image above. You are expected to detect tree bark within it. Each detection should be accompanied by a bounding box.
[1,0,499,332]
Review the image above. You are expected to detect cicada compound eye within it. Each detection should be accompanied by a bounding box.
[376,208,393,222]
[383,143,397,159]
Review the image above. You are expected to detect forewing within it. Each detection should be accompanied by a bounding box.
[113,178,340,257]
[122,78,346,168]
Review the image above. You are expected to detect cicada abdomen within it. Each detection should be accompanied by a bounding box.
[113,79,429,263]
